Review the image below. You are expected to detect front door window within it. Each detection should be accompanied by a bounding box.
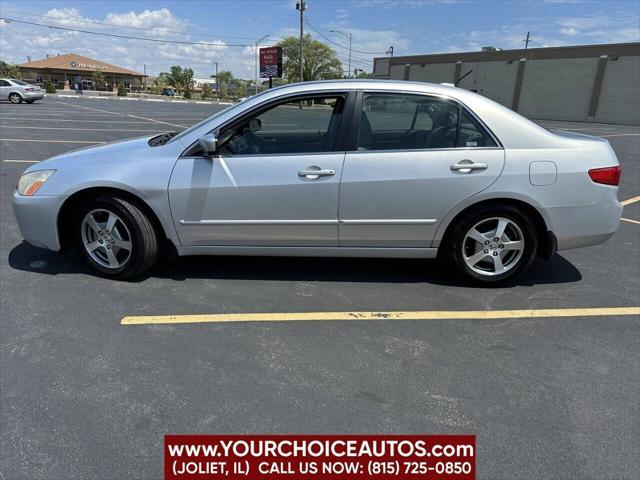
[217,95,345,156]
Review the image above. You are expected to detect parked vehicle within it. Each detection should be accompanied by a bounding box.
[12,80,622,283]
[0,78,45,104]
[161,88,175,97]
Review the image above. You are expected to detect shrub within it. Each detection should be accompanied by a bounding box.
[117,84,127,96]
[44,81,56,94]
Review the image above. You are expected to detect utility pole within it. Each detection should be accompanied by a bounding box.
[143,64,147,91]
[524,32,530,50]
[296,1,306,82]
[254,34,270,95]
[331,30,352,78]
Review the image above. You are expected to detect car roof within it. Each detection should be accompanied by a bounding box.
[268,79,463,96]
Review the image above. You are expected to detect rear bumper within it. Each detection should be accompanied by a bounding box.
[548,189,622,250]
[12,192,64,251]
[23,91,45,100]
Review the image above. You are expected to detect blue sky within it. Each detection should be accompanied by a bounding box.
[1,0,638,79]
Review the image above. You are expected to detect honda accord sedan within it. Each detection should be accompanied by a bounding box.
[12,80,622,283]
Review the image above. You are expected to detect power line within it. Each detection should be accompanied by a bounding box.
[0,17,258,47]
[304,18,387,55]
[0,9,258,40]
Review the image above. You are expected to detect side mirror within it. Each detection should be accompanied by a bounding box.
[198,132,218,156]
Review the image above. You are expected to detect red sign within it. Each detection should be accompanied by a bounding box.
[165,435,475,479]
[260,47,283,78]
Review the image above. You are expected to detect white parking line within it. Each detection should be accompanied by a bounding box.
[0,117,157,124]
[599,134,640,137]
[1,111,129,116]
[1,139,105,144]
[54,101,187,129]
[621,218,640,225]
[1,125,165,132]
[3,159,40,163]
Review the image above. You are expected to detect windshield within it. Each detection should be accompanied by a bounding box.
[11,79,29,86]
[169,91,270,143]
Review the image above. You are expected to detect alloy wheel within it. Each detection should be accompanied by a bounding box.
[81,209,132,269]
[461,217,525,276]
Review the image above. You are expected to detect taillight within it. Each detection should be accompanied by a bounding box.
[588,166,621,186]
[25,87,34,92]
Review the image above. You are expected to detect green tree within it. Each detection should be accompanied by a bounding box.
[276,34,342,82]
[214,70,235,85]
[92,69,106,91]
[117,84,127,96]
[212,70,235,100]
[44,81,56,94]
[201,83,214,99]
[0,61,21,78]
[160,65,195,97]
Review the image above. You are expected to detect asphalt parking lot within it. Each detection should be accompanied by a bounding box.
[1,96,638,479]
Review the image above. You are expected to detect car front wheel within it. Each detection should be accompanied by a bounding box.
[9,93,22,104]
[76,195,159,279]
[446,205,538,284]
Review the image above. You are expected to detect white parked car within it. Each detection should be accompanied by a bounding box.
[0,78,45,103]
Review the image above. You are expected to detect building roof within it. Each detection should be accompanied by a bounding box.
[18,53,144,76]
[374,41,640,66]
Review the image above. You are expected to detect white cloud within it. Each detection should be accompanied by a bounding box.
[1,7,256,79]
[105,8,188,37]
[559,27,579,36]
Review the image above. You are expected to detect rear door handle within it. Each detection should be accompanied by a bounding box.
[298,167,336,179]
[450,162,488,173]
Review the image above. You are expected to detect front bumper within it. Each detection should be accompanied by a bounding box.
[12,192,64,251]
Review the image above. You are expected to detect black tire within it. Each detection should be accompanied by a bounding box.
[443,204,538,284]
[9,93,22,104]
[75,195,159,279]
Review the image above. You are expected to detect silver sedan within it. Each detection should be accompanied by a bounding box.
[12,80,622,283]
[0,78,45,103]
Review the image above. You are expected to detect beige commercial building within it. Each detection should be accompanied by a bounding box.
[373,42,640,125]
[18,53,146,92]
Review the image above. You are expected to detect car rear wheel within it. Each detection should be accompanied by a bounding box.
[9,93,22,104]
[445,205,538,284]
[76,195,159,279]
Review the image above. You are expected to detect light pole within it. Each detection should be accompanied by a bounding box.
[254,34,270,95]
[331,30,352,78]
[213,62,218,99]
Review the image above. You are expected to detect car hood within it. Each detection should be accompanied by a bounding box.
[29,135,164,172]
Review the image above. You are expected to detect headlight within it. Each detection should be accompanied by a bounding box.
[17,170,56,196]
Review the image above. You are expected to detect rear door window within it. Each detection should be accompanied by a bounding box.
[358,92,497,150]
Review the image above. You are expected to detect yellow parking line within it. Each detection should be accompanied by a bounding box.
[621,217,640,225]
[621,196,640,206]
[121,306,640,325]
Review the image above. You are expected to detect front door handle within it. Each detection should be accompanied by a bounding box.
[298,166,336,179]
[450,161,488,173]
